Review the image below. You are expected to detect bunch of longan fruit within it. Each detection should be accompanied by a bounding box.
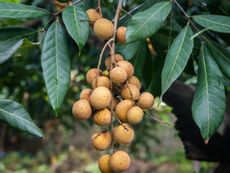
[72,8,154,173]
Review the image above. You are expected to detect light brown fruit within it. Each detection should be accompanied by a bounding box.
[91,132,112,151]
[113,123,134,144]
[121,84,140,100]
[115,99,134,122]
[72,100,92,120]
[79,88,92,100]
[138,92,154,109]
[105,54,124,68]
[86,9,102,26]
[92,76,110,89]
[110,150,131,172]
[94,18,114,40]
[86,68,101,84]
[98,154,112,173]
[116,26,126,44]
[93,108,112,126]
[110,67,128,84]
[128,76,141,90]
[127,106,144,124]
[89,87,112,109]
[117,61,134,77]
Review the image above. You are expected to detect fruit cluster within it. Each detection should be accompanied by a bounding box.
[72,8,154,173]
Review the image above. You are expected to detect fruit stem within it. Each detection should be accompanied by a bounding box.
[144,111,172,127]
[97,0,102,16]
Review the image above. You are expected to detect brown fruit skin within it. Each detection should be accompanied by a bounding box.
[127,106,144,124]
[79,88,92,100]
[116,26,126,44]
[72,100,92,120]
[128,76,141,90]
[105,54,124,68]
[110,67,128,84]
[54,0,67,11]
[113,123,134,144]
[89,87,112,109]
[117,61,134,77]
[92,76,110,89]
[110,151,131,172]
[94,18,114,40]
[91,132,112,151]
[86,9,102,26]
[138,92,154,109]
[86,68,101,84]
[121,84,140,100]
[115,99,134,122]
[93,108,112,126]
[98,154,112,173]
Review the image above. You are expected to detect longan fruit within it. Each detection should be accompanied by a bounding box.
[116,26,126,44]
[94,18,114,40]
[93,108,112,126]
[105,54,124,68]
[127,106,144,124]
[92,76,110,89]
[72,100,92,120]
[110,150,131,172]
[138,92,154,109]
[86,68,101,84]
[110,67,128,84]
[89,87,112,109]
[98,154,112,173]
[79,88,92,100]
[115,99,134,122]
[128,76,141,90]
[117,61,134,77]
[121,84,140,100]
[86,9,102,26]
[91,132,112,151]
[113,123,134,144]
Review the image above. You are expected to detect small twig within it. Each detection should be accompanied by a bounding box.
[97,0,102,15]
[172,0,190,18]
[119,3,144,21]
[144,111,172,127]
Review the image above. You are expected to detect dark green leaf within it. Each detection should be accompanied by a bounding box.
[117,41,142,60]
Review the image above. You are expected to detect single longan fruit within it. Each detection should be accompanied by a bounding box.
[94,18,114,40]
[79,88,92,100]
[110,67,128,84]
[72,100,92,120]
[110,151,130,172]
[98,154,112,173]
[115,99,134,122]
[86,68,101,84]
[128,76,141,90]
[105,54,124,68]
[92,76,110,89]
[116,26,126,44]
[102,70,109,77]
[127,106,144,124]
[91,132,112,151]
[93,108,112,126]
[138,92,154,109]
[113,123,134,144]
[86,9,102,26]
[121,84,140,100]
[117,61,134,77]
[90,87,112,109]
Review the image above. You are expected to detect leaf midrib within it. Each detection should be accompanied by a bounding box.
[73,6,81,43]
[55,22,59,108]
[195,16,230,29]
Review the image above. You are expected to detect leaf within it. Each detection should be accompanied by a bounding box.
[62,5,89,52]
[192,44,226,141]
[161,24,194,95]
[193,15,230,33]
[0,2,50,19]
[117,41,142,60]
[0,99,43,137]
[41,20,70,113]
[126,1,172,43]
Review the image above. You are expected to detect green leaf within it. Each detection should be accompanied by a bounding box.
[0,2,50,19]
[192,44,226,141]
[62,5,89,52]
[161,24,194,95]
[193,15,230,33]
[117,41,142,60]
[0,99,43,137]
[41,20,70,113]
[126,1,172,43]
